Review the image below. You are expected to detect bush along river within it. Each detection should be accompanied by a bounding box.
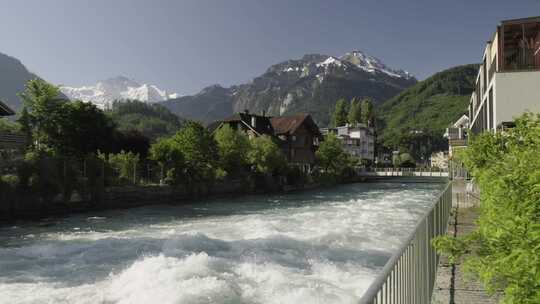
[0,182,445,304]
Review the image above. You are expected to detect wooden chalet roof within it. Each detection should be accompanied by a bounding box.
[0,100,15,116]
[219,112,274,136]
[270,114,321,136]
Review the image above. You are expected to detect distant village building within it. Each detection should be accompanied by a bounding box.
[444,114,469,158]
[209,111,322,170]
[0,101,26,156]
[469,16,540,134]
[321,124,375,162]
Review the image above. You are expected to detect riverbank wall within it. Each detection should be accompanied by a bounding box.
[0,177,323,222]
[1,174,448,223]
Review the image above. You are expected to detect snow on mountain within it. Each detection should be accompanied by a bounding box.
[316,56,343,68]
[339,50,413,79]
[60,76,179,108]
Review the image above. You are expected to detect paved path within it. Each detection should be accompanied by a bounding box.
[431,180,501,304]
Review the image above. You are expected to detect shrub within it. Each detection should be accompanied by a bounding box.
[433,113,540,303]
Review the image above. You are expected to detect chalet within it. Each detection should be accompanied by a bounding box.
[0,100,26,153]
[208,110,274,138]
[270,114,322,171]
[209,111,322,170]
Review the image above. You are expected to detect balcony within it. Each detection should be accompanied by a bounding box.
[449,138,467,147]
[500,19,540,72]
[446,127,466,140]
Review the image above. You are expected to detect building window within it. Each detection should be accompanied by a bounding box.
[489,89,494,130]
[502,21,540,71]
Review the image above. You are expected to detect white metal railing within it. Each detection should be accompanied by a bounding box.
[359,182,453,304]
[357,167,449,177]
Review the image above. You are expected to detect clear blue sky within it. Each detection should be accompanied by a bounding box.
[0,0,538,94]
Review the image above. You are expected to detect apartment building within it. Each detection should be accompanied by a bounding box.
[469,16,540,134]
[321,124,375,162]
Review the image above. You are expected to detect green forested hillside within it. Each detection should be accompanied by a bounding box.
[108,100,184,140]
[378,64,479,149]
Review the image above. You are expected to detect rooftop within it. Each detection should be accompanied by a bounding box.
[0,100,15,116]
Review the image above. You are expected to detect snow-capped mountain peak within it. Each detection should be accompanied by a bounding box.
[316,56,343,68]
[340,50,412,79]
[60,76,179,108]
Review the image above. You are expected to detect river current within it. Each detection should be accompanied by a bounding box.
[0,182,443,304]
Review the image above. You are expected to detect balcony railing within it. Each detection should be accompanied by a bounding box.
[359,182,452,304]
[503,48,540,72]
[446,127,466,140]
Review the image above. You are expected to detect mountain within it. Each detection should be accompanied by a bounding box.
[108,100,184,140]
[160,50,416,125]
[377,64,479,148]
[0,52,40,112]
[61,76,179,109]
[160,84,234,125]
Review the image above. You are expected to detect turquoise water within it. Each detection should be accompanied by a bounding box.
[0,182,443,304]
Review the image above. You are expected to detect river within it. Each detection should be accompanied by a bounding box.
[0,182,444,304]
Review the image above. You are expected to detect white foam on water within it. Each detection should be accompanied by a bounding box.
[0,183,442,304]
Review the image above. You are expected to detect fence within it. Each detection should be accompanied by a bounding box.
[357,167,449,177]
[448,160,470,180]
[359,182,453,304]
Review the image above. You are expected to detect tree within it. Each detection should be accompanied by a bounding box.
[316,133,351,177]
[103,151,140,184]
[149,137,184,184]
[214,125,251,177]
[113,129,151,158]
[247,135,287,175]
[169,121,218,185]
[17,79,115,157]
[433,113,540,303]
[360,98,374,126]
[17,79,65,152]
[55,101,115,156]
[392,152,415,167]
[332,98,348,127]
[108,100,183,140]
[347,98,362,126]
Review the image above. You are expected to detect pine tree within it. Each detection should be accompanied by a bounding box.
[360,99,374,127]
[332,98,348,127]
[347,97,362,126]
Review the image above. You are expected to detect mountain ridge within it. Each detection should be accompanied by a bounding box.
[161,50,417,125]
[377,64,479,149]
[60,76,180,108]
[0,52,41,112]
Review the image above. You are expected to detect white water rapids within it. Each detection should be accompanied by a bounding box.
[0,182,443,304]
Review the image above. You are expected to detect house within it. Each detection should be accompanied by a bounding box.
[209,111,322,170]
[270,114,322,170]
[208,110,274,138]
[445,114,469,158]
[321,124,376,162]
[469,16,540,135]
[0,100,26,154]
